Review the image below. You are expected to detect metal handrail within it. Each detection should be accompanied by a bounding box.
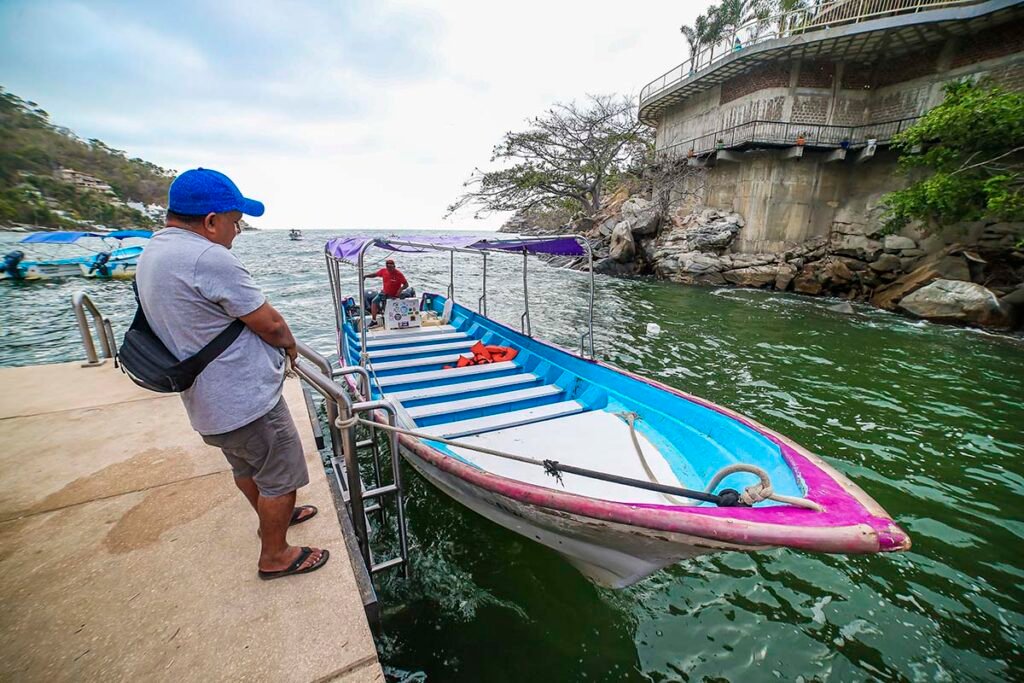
[640,0,979,104]
[72,291,117,367]
[658,115,921,159]
[293,344,407,578]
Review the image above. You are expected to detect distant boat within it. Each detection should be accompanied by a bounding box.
[1,230,152,281]
[289,229,303,241]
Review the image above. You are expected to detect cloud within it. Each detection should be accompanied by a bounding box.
[0,0,705,229]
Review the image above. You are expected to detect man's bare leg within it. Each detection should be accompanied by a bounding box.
[257,490,323,572]
[235,476,259,511]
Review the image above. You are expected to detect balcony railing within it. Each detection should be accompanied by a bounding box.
[641,0,980,105]
[657,116,920,159]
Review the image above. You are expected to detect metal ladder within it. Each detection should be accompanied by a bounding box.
[294,342,410,579]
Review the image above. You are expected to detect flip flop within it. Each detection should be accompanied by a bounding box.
[258,547,330,580]
[290,505,318,526]
[256,505,318,537]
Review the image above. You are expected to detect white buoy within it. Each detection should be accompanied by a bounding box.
[646,322,662,336]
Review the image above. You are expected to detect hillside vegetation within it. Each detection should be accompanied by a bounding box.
[0,87,174,230]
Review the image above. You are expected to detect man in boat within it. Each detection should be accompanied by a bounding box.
[136,168,329,580]
[362,258,409,324]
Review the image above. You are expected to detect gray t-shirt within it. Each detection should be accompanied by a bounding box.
[136,228,285,435]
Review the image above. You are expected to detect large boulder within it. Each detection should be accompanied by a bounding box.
[593,257,639,276]
[870,247,972,310]
[793,264,824,295]
[775,263,797,291]
[869,253,902,272]
[723,265,778,288]
[620,197,661,236]
[883,234,917,252]
[898,279,1010,328]
[609,222,635,263]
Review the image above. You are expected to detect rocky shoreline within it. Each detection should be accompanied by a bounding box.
[502,193,1024,331]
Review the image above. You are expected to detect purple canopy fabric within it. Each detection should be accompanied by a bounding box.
[324,235,584,263]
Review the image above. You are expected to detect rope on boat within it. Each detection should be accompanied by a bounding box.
[335,414,821,510]
[616,412,822,512]
[704,464,823,512]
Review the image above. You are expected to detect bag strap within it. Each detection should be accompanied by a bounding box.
[131,280,247,375]
[175,319,246,376]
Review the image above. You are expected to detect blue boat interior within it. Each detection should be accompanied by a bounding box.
[342,293,804,505]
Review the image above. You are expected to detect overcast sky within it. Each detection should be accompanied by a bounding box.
[0,0,704,230]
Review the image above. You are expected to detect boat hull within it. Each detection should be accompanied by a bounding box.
[400,441,758,586]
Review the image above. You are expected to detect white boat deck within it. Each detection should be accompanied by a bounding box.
[447,410,691,506]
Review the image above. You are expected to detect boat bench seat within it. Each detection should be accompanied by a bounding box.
[419,400,585,439]
[364,331,469,350]
[375,360,519,388]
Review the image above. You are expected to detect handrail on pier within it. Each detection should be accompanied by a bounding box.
[72,291,117,367]
[292,343,409,579]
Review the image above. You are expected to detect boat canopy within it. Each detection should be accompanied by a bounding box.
[19,231,103,244]
[106,230,153,240]
[324,235,585,264]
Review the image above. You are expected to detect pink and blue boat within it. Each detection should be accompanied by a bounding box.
[324,235,911,587]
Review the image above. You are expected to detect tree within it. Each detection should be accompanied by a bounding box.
[448,94,652,218]
[882,80,1024,232]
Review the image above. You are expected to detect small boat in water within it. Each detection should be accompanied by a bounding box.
[323,235,910,587]
[1,230,151,281]
[289,229,303,241]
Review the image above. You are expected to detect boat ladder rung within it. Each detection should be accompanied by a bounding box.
[362,483,399,500]
[370,556,405,574]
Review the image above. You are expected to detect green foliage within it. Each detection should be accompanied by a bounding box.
[882,80,1024,232]
[0,87,174,229]
[449,94,652,218]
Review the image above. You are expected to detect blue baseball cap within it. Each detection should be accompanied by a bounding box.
[168,168,265,217]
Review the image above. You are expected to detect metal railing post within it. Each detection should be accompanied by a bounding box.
[520,247,531,336]
[72,291,115,367]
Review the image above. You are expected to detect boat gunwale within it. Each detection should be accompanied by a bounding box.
[340,295,910,554]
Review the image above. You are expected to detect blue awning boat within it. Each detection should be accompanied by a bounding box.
[1,230,152,281]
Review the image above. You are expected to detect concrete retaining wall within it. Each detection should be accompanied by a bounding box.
[655,20,1024,253]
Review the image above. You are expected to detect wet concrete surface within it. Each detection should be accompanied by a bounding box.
[0,362,382,682]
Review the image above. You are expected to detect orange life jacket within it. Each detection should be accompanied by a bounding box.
[444,342,518,369]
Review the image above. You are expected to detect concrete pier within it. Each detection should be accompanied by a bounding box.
[0,361,382,682]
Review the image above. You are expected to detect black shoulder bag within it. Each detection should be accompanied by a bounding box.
[117,285,246,393]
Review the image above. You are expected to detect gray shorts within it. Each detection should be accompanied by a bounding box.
[201,396,310,498]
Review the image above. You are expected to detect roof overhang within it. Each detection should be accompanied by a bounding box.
[639,0,1024,126]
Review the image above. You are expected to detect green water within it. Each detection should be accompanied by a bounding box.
[2,230,1022,681]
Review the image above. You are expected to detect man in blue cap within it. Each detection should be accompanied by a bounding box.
[136,168,329,580]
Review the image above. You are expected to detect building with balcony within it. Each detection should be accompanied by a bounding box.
[639,0,1024,252]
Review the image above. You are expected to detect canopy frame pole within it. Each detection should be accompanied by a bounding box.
[576,236,595,358]
[325,253,344,359]
[448,251,455,301]
[478,253,488,316]
[520,247,531,337]
[357,239,375,367]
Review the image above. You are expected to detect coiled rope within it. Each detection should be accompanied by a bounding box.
[335,412,822,511]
